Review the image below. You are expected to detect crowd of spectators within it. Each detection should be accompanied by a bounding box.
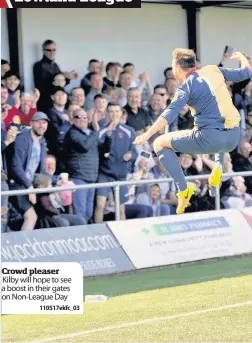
[1,39,252,232]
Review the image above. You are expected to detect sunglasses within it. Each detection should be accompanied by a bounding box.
[73,115,88,119]
[44,49,56,52]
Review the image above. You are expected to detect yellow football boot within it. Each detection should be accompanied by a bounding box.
[208,162,223,188]
[176,182,197,215]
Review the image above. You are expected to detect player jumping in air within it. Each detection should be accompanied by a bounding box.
[134,49,252,215]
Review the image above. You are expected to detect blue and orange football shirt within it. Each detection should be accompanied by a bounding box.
[161,65,252,129]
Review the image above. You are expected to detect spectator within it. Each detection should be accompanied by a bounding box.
[163,67,174,80]
[127,155,155,197]
[151,159,178,214]
[117,71,134,107]
[223,175,252,209]
[1,59,10,78]
[165,78,178,101]
[69,87,85,108]
[123,62,138,87]
[94,103,135,223]
[80,59,103,95]
[145,93,167,148]
[178,105,194,131]
[232,140,252,194]
[45,155,57,179]
[177,153,215,213]
[136,183,170,217]
[68,104,80,122]
[33,174,86,228]
[64,108,102,223]
[1,122,19,233]
[33,39,77,112]
[138,71,154,107]
[105,86,120,104]
[123,64,153,102]
[154,84,170,107]
[249,151,252,164]
[154,84,178,132]
[87,94,108,127]
[3,70,22,107]
[103,62,121,88]
[57,172,75,214]
[180,153,203,176]
[1,86,22,130]
[243,80,252,107]
[245,105,252,137]
[84,72,108,111]
[118,71,153,107]
[52,73,69,108]
[19,90,40,126]
[124,88,152,135]
[147,94,164,123]
[46,86,71,173]
[44,154,74,213]
[103,192,153,221]
[219,51,251,98]
[8,112,49,231]
[5,203,24,232]
[52,73,67,88]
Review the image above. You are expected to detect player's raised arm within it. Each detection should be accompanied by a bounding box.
[219,51,252,82]
[160,85,190,124]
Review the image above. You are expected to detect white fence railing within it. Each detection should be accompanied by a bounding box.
[2,171,252,220]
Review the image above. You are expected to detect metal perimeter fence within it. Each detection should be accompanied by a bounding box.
[2,171,252,221]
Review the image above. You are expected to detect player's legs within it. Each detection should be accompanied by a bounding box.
[153,129,198,215]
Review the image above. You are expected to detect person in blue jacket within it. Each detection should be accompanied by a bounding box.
[8,112,49,231]
[94,102,136,223]
[134,50,252,215]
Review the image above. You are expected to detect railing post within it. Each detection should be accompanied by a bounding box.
[114,185,120,221]
[215,186,221,210]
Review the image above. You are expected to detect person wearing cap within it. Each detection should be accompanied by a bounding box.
[46,86,71,174]
[8,111,49,231]
[3,70,23,107]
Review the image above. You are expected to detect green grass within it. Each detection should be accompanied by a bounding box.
[2,256,252,342]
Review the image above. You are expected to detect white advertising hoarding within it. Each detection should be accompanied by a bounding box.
[108,209,252,269]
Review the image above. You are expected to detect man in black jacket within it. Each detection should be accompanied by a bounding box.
[33,39,77,112]
[64,108,110,222]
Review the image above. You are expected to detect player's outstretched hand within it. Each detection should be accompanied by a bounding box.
[133,132,149,145]
[230,51,245,62]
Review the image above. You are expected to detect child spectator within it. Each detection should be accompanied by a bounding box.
[57,173,75,213]
[33,174,86,228]
[136,183,170,217]
[4,70,23,106]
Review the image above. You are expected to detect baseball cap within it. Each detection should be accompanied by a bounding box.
[32,112,50,122]
[51,86,68,96]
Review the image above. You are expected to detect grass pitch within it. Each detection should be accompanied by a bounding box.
[2,255,252,342]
